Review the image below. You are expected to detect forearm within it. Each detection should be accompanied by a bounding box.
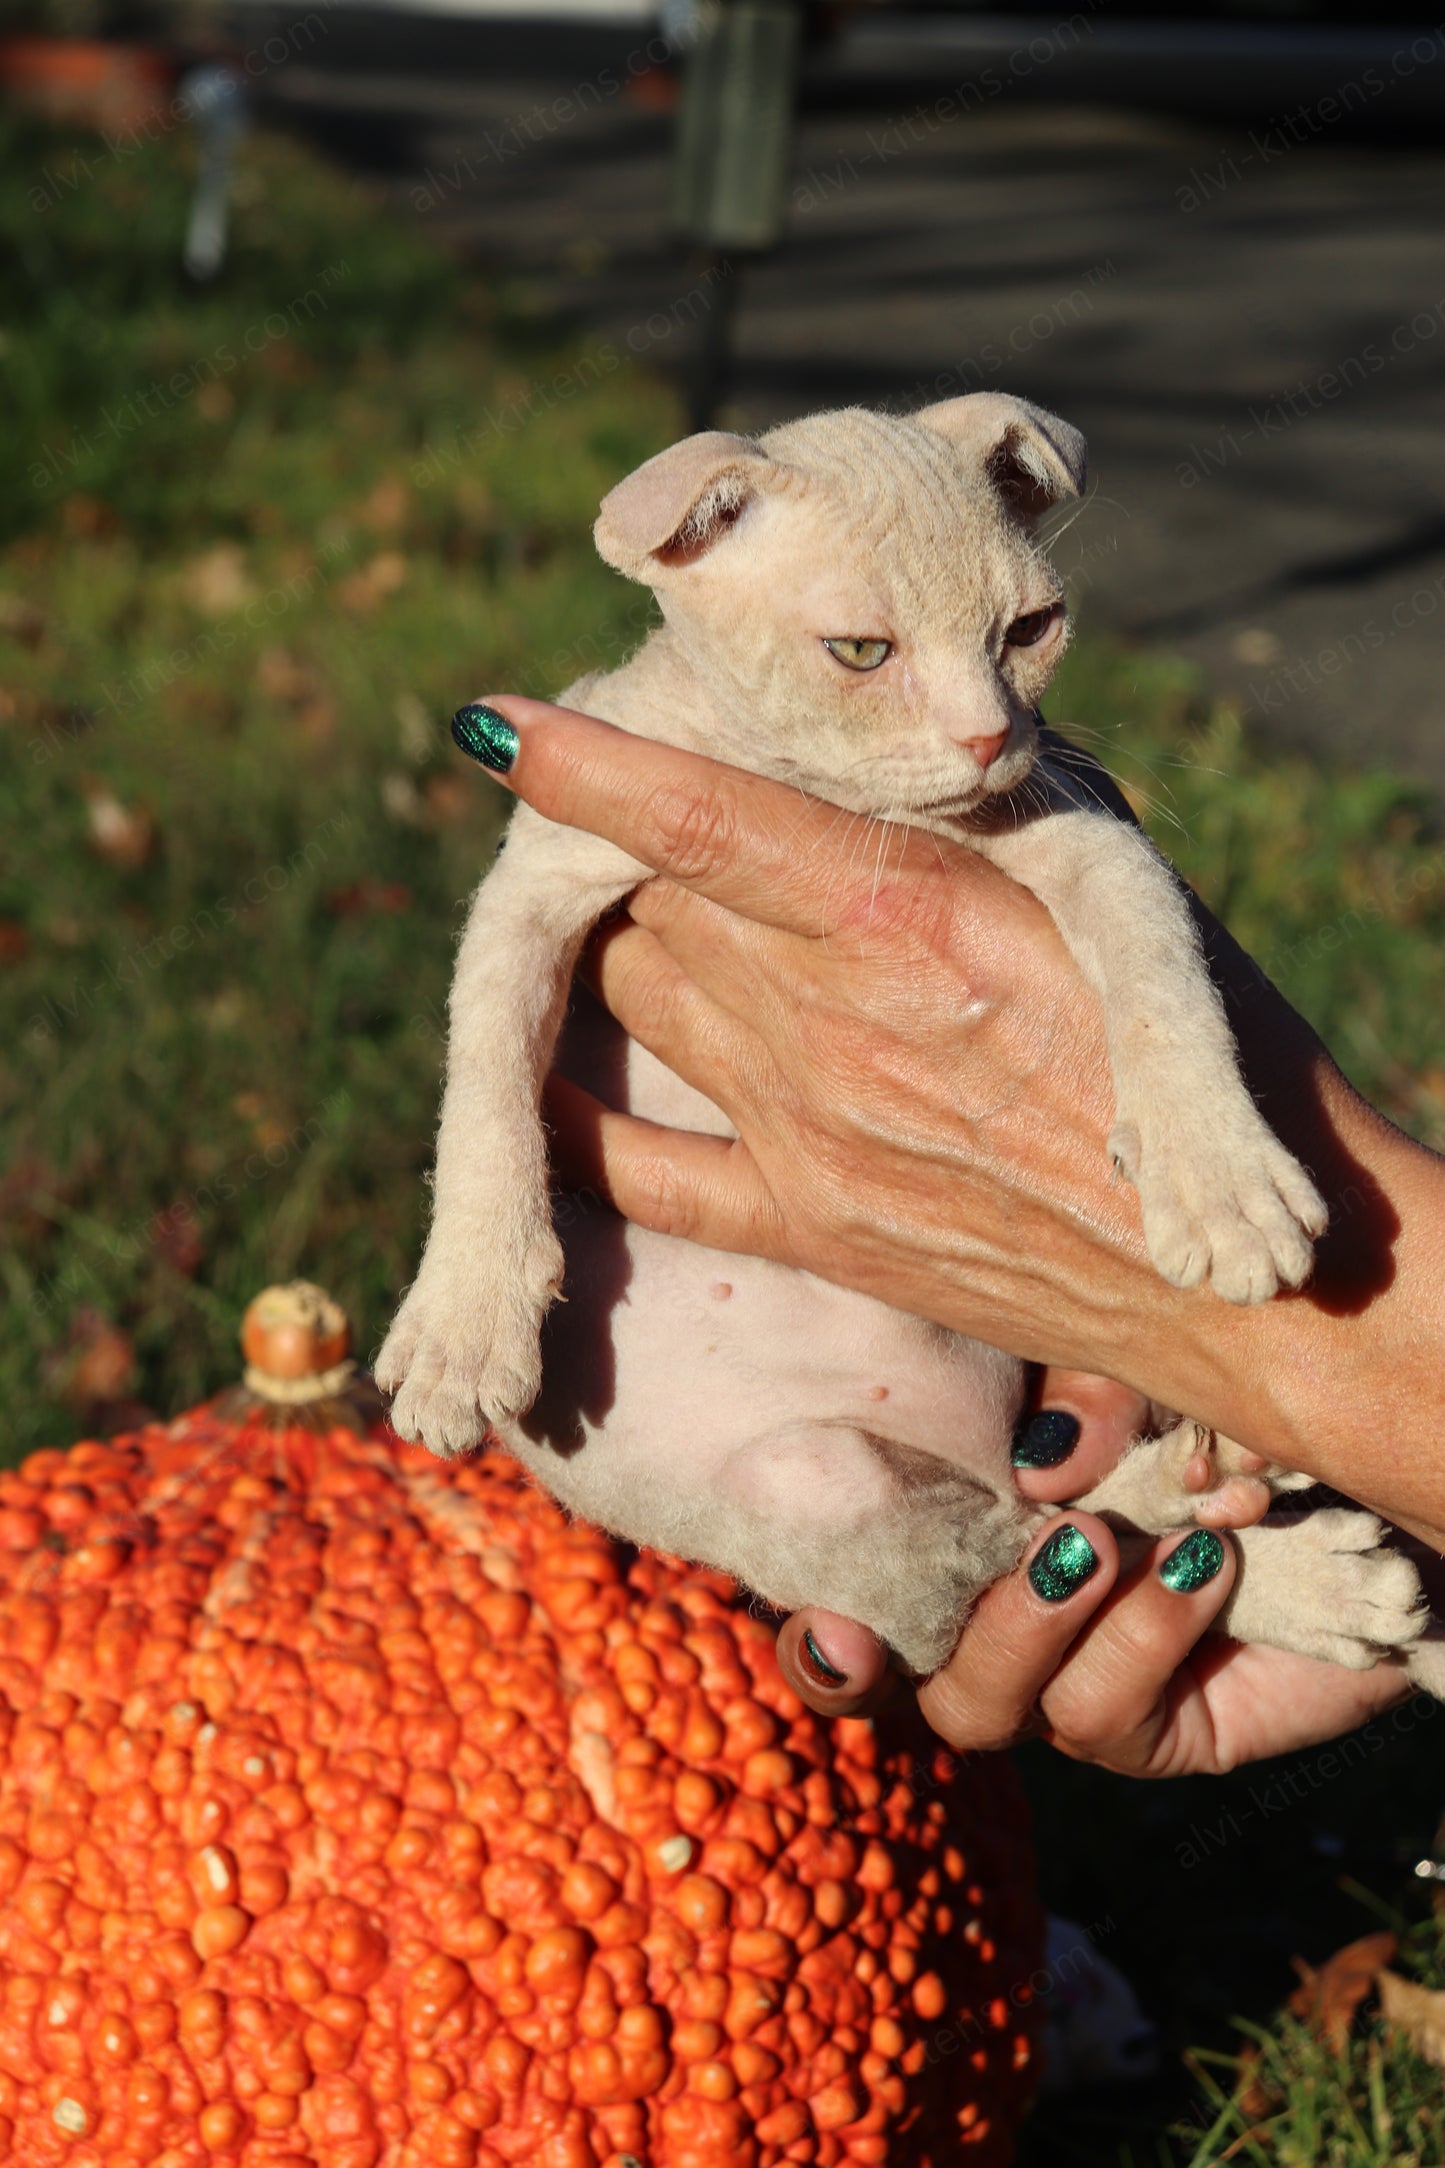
[1177,1073,1445,1547]
[923,1056,1445,1549]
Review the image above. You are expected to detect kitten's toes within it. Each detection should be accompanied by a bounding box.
[1189,1474,1273,1529]
[374,1314,420,1397]
[1227,1509,1426,1669]
[1107,1120,1142,1186]
[377,1225,563,1451]
[1275,1155,1329,1242]
[1136,1131,1323,1305]
[1204,1216,1289,1306]
[390,1313,545,1450]
[1210,1145,1324,1301]
[389,1360,491,1459]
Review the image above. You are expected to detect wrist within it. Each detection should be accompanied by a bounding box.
[1166,1067,1445,1543]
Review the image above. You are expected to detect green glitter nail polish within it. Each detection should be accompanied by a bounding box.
[451,703,518,772]
[1028,1523,1099,1603]
[1011,1410,1081,1469]
[1158,1527,1225,1594]
[801,1629,848,1687]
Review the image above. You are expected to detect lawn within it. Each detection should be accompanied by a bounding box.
[2,100,1444,2167]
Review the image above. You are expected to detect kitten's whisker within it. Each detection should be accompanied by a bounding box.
[867,810,894,923]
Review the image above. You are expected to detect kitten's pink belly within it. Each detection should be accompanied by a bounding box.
[505,1195,1023,1526]
[507,997,1024,1562]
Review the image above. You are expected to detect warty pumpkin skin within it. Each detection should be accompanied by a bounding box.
[0,1326,1043,2167]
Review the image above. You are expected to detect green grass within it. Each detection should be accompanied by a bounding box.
[0,110,673,1446]
[1174,1898,1445,2168]
[2,103,1445,2168]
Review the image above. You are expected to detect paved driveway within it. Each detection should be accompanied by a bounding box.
[268,18,1445,786]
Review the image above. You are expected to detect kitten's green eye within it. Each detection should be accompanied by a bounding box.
[823,637,892,671]
[1005,605,1062,649]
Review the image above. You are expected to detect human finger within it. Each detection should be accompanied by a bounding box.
[915,1512,1120,1754]
[1010,1367,1151,1505]
[1037,1528,1238,1774]
[775,1611,894,1719]
[585,915,773,1114]
[452,694,947,936]
[540,1073,786,1256]
[622,877,820,1015]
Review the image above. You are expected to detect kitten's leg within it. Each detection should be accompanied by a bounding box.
[376,805,645,1453]
[977,803,1326,1302]
[707,1425,1030,1676]
[1074,1421,1307,1535]
[1077,1427,1428,1672]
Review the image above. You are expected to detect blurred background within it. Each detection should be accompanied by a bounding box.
[4,0,1445,2159]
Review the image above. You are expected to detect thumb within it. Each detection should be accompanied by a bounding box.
[776,1610,894,1717]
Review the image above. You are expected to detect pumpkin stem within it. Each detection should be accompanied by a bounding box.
[216,1279,382,1431]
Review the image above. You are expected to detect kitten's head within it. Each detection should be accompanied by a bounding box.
[594,394,1085,821]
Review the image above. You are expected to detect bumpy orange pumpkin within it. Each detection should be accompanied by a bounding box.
[0,1285,1042,2166]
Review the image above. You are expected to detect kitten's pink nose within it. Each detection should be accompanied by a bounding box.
[958,729,1009,771]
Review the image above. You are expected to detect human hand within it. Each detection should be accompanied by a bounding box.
[775,1491,1414,1773]
[480,697,1340,1418]
[779,1508,1412,1777]
[462,692,1445,1551]
[770,1358,1351,1773]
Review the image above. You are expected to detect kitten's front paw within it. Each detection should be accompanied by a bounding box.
[1112,1115,1327,1305]
[375,1228,564,1456]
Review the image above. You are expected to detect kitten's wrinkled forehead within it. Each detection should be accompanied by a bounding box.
[755,408,1034,614]
[759,408,1001,530]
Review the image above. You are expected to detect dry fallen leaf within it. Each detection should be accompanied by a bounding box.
[204,986,247,1031]
[0,1155,59,1238]
[423,771,472,824]
[195,379,235,423]
[357,476,411,532]
[1232,2041,1275,2122]
[1288,1931,1397,2053]
[325,880,413,918]
[81,781,156,869]
[1378,1968,1445,2068]
[380,771,426,827]
[67,1322,138,1407]
[255,645,322,705]
[0,592,44,646]
[61,494,122,540]
[298,695,337,744]
[153,1199,204,1278]
[395,691,434,763]
[183,541,256,616]
[337,550,408,614]
[0,920,28,964]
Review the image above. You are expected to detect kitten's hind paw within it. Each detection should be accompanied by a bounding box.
[1224,1510,1426,1669]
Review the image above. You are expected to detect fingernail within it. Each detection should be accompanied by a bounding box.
[1011,1409,1081,1470]
[1028,1523,1099,1603]
[1159,1527,1225,1594]
[800,1628,849,1687]
[452,702,518,773]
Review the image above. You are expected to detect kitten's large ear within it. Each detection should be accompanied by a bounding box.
[915,393,1087,525]
[595,431,771,582]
